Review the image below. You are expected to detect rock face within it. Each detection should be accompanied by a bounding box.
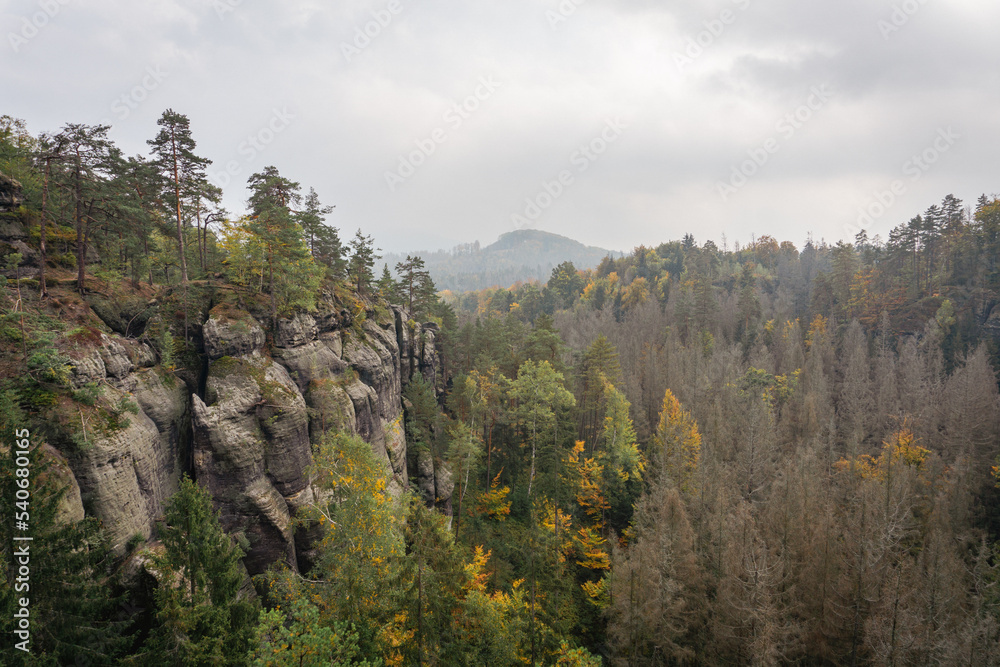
[202,309,267,359]
[0,170,23,212]
[192,351,310,574]
[0,171,37,277]
[65,336,188,555]
[189,303,440,574]
[58,298,442,574]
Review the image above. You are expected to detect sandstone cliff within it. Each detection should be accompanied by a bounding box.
[55,296,447,576]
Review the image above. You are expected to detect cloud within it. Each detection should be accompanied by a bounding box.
[2,0,997,252]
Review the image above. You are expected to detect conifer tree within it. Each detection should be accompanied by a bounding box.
[296,187,346,276]
[349,229,380,297]
[50,123,118,294]
[140,476,258,665]
[578,334,622,451]
[147,110,211,286]
[395,255,435,318]
[246,166,321,325]
[511,360,575,501]
[652,389,702,496]
[0,391,127,665]
[375,263,399,303]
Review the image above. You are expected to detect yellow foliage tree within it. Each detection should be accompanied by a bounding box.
[575,527,611,571]
[834,426,930,482]
[653,389,702,496]
[475,470,512,521]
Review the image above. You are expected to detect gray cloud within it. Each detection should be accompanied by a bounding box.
[2,0,997,252]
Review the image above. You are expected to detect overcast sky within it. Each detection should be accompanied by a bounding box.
[3,0,998,253]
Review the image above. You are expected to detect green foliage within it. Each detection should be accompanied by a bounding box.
[136,475,259,665]
[548,261,585,309]
[223,166,326,322]
[598,381,644,531]
[250,598,379,667]
[394,254,437,319]
[296,187,346,278]
[147,109,213,284]
[348,229,380,297]
[0,389,128,665]
[511,359,576,501]
[403,373,439,453]
[261,430,404,658]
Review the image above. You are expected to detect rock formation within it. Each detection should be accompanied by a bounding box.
[60,297,447,576]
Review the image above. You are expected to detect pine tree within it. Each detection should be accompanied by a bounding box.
[147,110,211,286]
[348,229,380,297]
[50,123,118,294]
[246,166,321,326]
[296,187,346,277]
[395,255,436,318]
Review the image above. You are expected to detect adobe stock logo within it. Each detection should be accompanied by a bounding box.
[510,117,627,230]
[716,84,833,202]
[546,0,587,30]
[878,0,929,39]
[847,127,960,237]
[8,0,72,53]
[107,66,169,122]
[341,0,406,63]
[208,108,296,188]
[384,76,502,192]
[673,0,752,72]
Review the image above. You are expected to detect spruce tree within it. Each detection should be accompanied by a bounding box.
[0,390,127,665]
[139,476,258,666]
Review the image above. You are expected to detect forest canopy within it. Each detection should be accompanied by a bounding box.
[1,111,1000,665]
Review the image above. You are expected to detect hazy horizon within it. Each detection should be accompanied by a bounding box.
[4,0,998,253]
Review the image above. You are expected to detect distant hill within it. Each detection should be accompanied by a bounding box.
[384,229,620,293]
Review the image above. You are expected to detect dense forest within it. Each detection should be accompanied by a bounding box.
[1,112,1000,666]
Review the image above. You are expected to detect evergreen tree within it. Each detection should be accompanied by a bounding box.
[50,123,118,294]
[138,476,258,666]
[246,166,322,325]
[250,598,378,667]
[548,261,584,308]
[147,110,211,286]
[578,334,622,451]
[348,229,380,297]
[0,391,127,665]
[511,360,575,501]
[375,263,399,303]
[296,187,346,277]
[395,255,436,318]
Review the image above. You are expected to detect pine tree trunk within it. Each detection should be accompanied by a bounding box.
[170,129,189,285]
[75,162,86,295]
[39,158,49,298]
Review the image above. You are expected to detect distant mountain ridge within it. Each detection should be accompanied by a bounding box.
[384,229,620,293]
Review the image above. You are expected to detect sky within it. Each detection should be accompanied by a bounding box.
[2,0,998,253]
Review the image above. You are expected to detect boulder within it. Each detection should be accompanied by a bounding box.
[202,308,265,359]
